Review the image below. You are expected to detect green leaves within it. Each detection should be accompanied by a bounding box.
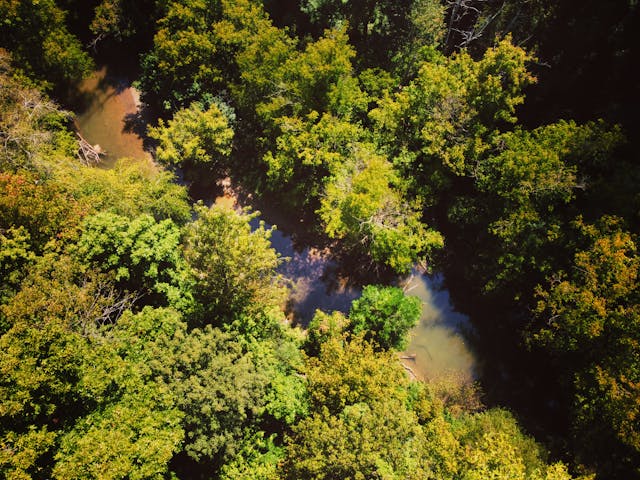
[75,212,186,308]
[0,426,56,480]
[183,204,286,324]
[0,0,93,87]
[348,285,422,351]
[534,217,640,461]
[283,401,435,480]
[0,53,76,170]
[149,101,234,170]
[138,0,226,111]
[454,409,572,480]
[52,389,183,480]
[286,331,570,479]
[319,147,443,273]
[371,38,535,181]
[264,112,364,194]
[304,335,409,414]
[168,325,268,462]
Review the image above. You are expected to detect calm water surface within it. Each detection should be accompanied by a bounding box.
[72,67,150,167]
[400,273,477,381]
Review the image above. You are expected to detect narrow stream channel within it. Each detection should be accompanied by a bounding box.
[73,67,478,384]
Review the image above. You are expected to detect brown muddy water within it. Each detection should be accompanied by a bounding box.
[400,273,477,382]
[71,66,152,168]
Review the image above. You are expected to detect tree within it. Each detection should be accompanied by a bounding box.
[348,285,422,351]
[304,335,409,415]
[166,325,269,463]
[300,0,445,71]
[282,400,458,480]
[0,255,135,478]
[249,330,309,426]
[87,0,157,46]
[263,112,365,208]
[0,171,88,255]
[217,0,296,116]
[0,50,76,170]
[305,310,349,356]
[370,37,535,186]
[52,388,183,480]
[0,425,56,480]
[74,212,188,309]
[443,119,623,303]
[46,306,188,479]
[534,217,640,474]
[138,0,227,111]
[255,26,356,124]
[472,0,639,130]
[392,0,446,79]
[0,0,93,87]
[285,332,459,479]
[183,204,286,324]
[219,431,282,480]
[149,101,234,171]
[454,409,573,480]
[0,227,35,305]
[50,158,192,225]
[319,146,443,273]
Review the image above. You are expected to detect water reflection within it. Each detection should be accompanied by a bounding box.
[249,217,361,323]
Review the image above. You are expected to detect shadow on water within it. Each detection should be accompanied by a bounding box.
[399,273,478,382]
[123,111,149,140]
[250,217,362,325]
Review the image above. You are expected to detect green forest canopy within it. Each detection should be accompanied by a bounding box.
[1,0,639,479]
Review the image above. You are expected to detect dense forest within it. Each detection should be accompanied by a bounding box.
[1,0,639,478]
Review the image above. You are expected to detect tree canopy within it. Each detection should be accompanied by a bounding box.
[1,1,638,478]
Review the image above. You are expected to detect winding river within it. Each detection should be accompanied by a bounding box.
[73,67,478,384]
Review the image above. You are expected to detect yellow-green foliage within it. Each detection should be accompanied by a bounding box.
[0,50,76,170]
[0,0,93,87]
[284,334,572,479]
[536,217,640,455]
[371,37,536,177]
[183,204,287,323]
[149,102,234,169]
[319,146,443,273]
[49,158,191,224]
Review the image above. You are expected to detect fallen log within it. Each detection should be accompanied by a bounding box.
[76,132,105,166]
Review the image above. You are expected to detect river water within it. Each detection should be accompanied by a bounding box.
[271,222,477,382]
[70,67,151,168]
[73,67,478,384]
